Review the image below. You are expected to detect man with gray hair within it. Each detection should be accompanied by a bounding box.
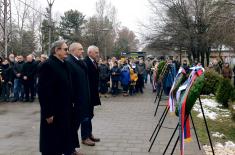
[66,42,90,154]
[82,45,101,146]
[38,40,74,155]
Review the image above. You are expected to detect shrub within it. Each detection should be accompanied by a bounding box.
[230,88,235,102]
[216,78,233,107]
[229,102,235,121]
[201,69,222,95]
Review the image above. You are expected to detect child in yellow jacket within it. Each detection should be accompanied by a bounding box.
[129,68,138,95]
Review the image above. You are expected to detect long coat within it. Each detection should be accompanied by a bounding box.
[84,56,101,108]
[38,55,73,154]
[66,54,91,118]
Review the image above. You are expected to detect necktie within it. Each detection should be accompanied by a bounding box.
[93,61,97,69]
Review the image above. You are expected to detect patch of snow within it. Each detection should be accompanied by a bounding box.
[193,103,218,120]
[225,141,235,149]
[200,99,219,108]
[193,98,231,120]
[203,141,235,155]
[212,132,225,138]
[215,142,224,148]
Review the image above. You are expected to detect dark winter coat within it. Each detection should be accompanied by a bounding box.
[66,54,91,118]
[1,64,13,83]
[13,61,25,79]
[110,66,120,81]
[38,55,73,154]
[84,56,101,107]
[22,60,37,81]
[136,63,146,75]
[99,63,110,81]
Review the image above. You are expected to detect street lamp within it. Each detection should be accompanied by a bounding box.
[47,0,55,55]
[101,28,110,59]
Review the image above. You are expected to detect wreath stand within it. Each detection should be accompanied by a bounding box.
[148,96,215,155]
[154,88,164,116]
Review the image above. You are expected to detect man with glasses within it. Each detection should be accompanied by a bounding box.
[38,40,74,155]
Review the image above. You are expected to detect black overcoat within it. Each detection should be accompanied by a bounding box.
[38,55,73,154]
[66,54,91,118]
[84,56,101,107]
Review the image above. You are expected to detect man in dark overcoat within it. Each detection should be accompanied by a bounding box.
[38,40,73,155]
[22,54,37,102]
[82,45,101,146]
[66,42,91,154]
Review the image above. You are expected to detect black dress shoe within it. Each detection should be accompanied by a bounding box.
[29,99,34,102]
[23,99,29,102]
[11,98,18,102]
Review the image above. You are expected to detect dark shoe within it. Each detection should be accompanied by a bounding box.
[82,138,95,146]
[11,98,18,102]
[29,98,34,102]
[90,135,100,142]
[23,99,29,102]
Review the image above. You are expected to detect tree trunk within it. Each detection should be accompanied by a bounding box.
[206,46,211,67]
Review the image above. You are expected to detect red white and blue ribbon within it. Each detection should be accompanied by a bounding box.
[176,65,204,155]
[168,67,186,112]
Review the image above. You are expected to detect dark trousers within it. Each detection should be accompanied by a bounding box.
[136,74,144,93]
[122,84,129,93]
[81,117,92,140]
[129,85,135,95]
[24,79,35,100]
[1,82,10,100]
[99,80,108,94]
[111,80,119,95]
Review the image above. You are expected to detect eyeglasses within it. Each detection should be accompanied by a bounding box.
[58,48,68,51]
[78,48,83,51]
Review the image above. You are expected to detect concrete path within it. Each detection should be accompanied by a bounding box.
[0,83,206,155]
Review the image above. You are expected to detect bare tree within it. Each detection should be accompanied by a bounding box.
[144,0,235,66]
[13,0,29,53]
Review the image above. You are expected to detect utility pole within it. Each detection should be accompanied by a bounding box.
[0,0,11,58]
[47,0,55,55]
[101,28,110,59]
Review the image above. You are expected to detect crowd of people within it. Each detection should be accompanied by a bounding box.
[0,53,48,102]
[1,51,235,103]
[1,40,235,155]
[0,50,150,102]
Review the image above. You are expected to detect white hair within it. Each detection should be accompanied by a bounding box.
[87,45,99,55]
[69,42,81,53]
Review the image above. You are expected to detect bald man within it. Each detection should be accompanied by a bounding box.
[66,42,90,154]
[22,54,37,102]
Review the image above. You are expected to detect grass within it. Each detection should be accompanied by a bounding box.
[191,110,235,145]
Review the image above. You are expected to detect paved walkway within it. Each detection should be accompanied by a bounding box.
[0,83,205,155]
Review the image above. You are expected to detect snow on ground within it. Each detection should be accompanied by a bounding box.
[193,98,235,155]
[193,98,230,120]
[211,132,225,138]
[203,141,235,155]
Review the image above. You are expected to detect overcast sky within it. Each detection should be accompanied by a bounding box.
[40,0,152,39]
